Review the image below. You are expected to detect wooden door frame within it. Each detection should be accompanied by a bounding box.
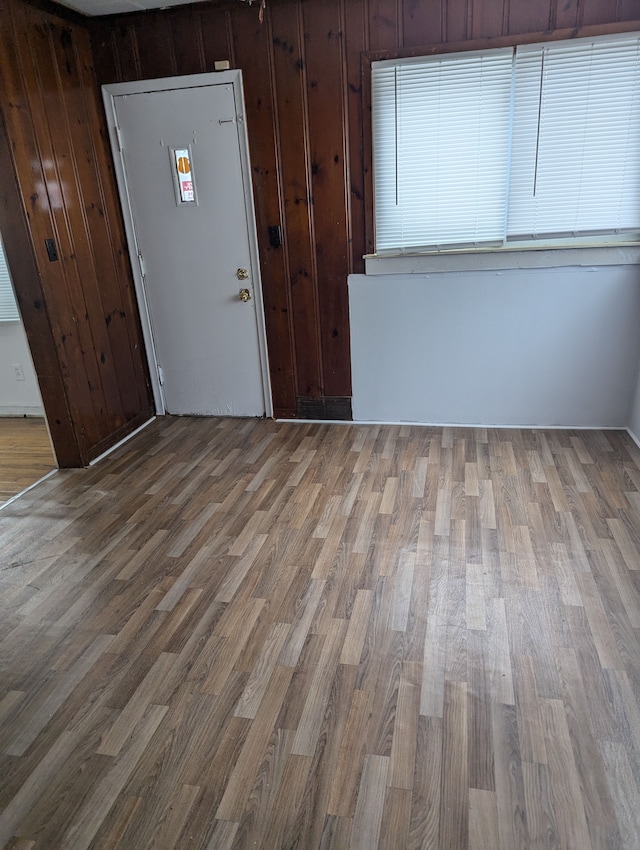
[102,70,273,418]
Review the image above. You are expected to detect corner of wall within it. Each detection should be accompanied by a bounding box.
[627,361,640,447]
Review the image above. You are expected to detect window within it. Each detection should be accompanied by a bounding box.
[372,32,640,254]
[0,241,19,322]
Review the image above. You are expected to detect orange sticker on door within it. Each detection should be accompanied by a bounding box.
[174,149,195,203]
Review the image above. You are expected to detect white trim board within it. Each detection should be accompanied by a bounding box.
[89,416,155,466]
[365,245,640,275]
[0,468,58,512]
[0,407,45,416]
[279,418,627,430]
[626,427,640,450]
[351,421,628,430]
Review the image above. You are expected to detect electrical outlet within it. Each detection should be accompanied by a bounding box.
[12,363,25,382]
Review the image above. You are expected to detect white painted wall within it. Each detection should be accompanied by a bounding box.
[0,321,44,416]
[349,265,640,427]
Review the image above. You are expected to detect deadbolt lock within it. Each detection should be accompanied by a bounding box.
[236,268,249,280]
[239,288,251,302]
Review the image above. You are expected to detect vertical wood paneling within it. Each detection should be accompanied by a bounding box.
[0,0,153,465]
[618,0,640,19]
[507,0,553,34]
[231,4,298,416]
[445,0,470,41]
[115,23,141,81]
[344,0,368,273]
[303,0,352,397]
[3,3,103,452]
[368,0,399,50]
[134,12,177,79]
[0,111,78,467]
[470,0,507,38]
[582,0,623,25]
[555,0,581,29]
[170,7,206,76]
[402,0,444,46]
[74,30,153,422]
[270,3,323,400]
[48,19,138,426]
[90,24,119,83]
[30,4,145,438]
[199,6,233,72]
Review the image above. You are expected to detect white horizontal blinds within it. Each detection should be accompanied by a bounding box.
[508,34,640,239]
[372,65,402,251]
[0,241,19,322]
[373,48,514,251]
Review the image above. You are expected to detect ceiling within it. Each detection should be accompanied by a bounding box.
[54,0,219,16]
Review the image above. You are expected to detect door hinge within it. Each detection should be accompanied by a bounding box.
[115,125,124,152]
[157,365,164,386]
[137,251,146,278]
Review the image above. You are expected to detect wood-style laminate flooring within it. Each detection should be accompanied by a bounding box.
[0,417,55,507]
[0,416,639,849]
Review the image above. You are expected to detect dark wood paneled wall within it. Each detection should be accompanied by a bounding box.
[0,0,154,466]
[90,0,640,419]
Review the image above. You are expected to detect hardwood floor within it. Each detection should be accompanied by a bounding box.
[0,416,639,848]
[0,417,55,507]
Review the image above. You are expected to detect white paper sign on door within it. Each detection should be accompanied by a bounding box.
[174,149,195,203]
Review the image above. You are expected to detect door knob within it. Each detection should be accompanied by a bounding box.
[239,288,251,302]
[236,268,249,280]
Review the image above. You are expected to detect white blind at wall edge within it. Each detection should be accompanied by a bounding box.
[373,48,514,251]
[508,34,640,238]
[0,243,19,322]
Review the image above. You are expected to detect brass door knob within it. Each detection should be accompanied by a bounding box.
[239,288,251,302]
[236,268,249,280]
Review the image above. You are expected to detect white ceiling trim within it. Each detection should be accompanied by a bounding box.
[53,0,228,16]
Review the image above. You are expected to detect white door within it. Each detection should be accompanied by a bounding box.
[109,78,268,417]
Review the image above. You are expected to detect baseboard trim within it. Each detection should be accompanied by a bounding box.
[0,407,45,417]
[626,427,640,449]
[0,468,58,512]
[283,419,627,430]
[89,416,156,466]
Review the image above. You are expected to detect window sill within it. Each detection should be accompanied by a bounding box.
[363,243,640,275]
